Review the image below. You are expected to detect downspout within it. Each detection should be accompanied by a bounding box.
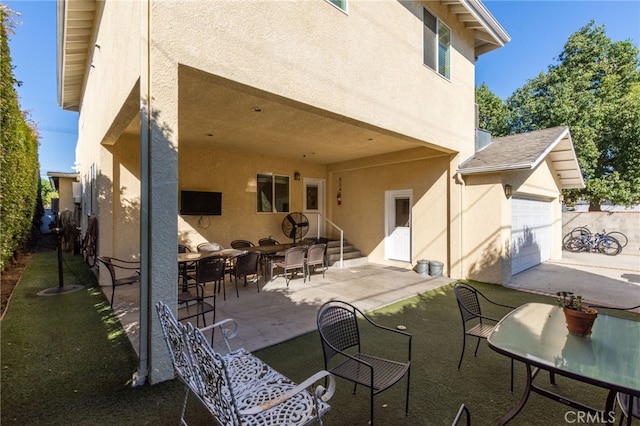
[453,172,465,279]
[133,0,151,387]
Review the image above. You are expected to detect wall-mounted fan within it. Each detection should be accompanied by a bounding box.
[282,212,309,243]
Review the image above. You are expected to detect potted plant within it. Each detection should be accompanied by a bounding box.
[556,291,598,337]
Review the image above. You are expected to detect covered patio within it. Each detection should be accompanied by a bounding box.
[112,261,453,355]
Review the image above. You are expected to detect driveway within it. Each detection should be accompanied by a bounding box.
[508,251,640,311]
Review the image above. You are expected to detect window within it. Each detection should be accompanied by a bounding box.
[257,174,290,213]
[326,0,347,12]
[423,9,451,79]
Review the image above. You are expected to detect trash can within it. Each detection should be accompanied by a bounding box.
[415,259,430,274]
[429,261,444,277]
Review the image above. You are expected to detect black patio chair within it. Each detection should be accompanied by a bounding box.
[230,251,261,295]
[317,300,412,425]
[97,256,141,308]
[178,257,219,327]
[230,239,255,249]
[258,237,280,246]
[617,393,640,426]
[178,244,196,286]
[453,282,515,392]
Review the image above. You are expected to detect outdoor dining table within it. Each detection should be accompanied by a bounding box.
[487,302,640,426]
[177,248,247,264]
[177,249,247,288]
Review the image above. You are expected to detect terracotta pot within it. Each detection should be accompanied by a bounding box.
[563,307,598,337]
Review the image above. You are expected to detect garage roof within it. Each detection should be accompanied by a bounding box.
[457,126,585,189]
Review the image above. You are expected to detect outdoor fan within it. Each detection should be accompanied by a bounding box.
[282,212,309,243]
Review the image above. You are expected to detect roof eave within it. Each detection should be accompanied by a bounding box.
[442,0,511,57]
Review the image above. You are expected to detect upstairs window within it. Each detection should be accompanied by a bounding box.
[257,174,290,213]
[326,0,347,12]
[423,9,451,79]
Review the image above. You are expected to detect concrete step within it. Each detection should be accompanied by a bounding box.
[329,255,369,268]
[326,245,356,255]
[316,237,368,266]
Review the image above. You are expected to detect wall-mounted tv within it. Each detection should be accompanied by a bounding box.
[180,190,222,216]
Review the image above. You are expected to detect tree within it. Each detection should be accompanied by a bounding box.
[40,178,54,207]
[1,5,40,268]
[475,83,510,136]
[478,22,640,210]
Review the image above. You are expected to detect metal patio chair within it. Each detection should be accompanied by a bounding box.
[97,256,141,308]
[617,393,640,426]
[178,244,196,286]
[230,251,261,295]
[178,257,220,327]
[453,282,515,392]
[230,239,255,249]
[317,300,412,425]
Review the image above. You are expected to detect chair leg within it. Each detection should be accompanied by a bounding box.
[473,338,481,357]
[405,367,411,416]
[180,385,190,426]
[457,335,466,370]
[111,286,116,308]
[370,387,375,426]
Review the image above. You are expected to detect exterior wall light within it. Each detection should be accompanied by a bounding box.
[504,184,513,198]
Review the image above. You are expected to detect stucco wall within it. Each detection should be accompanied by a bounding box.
[153,0,477,159]
[327,150,451,270]
[462,158,563,285]
[57,176,77,214]
[178,144,327,249]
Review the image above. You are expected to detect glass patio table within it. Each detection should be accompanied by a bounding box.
[487,303,640,426]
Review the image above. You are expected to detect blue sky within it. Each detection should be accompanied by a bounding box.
[5,1,640,178]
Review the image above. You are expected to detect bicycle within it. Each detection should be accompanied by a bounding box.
[81,216,98,267]
[605,230,628,248]
[562,226,628,251]
[564,230,622,256]
[562,226,590,250]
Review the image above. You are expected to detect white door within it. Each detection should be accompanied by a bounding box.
[511,197,552,274]
[303,178,325,240]
[385,190,412,262]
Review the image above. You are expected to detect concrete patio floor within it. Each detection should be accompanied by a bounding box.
[113,263,453,355]
[110,250,639,356]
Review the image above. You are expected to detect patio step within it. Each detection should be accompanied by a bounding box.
[325,239,367,266]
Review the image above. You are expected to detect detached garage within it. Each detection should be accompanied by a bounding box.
[456,126,584,284]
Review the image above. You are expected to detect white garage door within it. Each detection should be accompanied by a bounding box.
[511,197,552,274]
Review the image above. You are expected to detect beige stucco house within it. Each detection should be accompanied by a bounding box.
[57,0,581,384]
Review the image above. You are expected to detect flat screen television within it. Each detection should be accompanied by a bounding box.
[180,190,222,216]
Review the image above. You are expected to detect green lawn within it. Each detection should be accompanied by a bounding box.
[1,249,636,425]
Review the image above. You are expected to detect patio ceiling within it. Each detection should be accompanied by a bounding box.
[172,67,446,165]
